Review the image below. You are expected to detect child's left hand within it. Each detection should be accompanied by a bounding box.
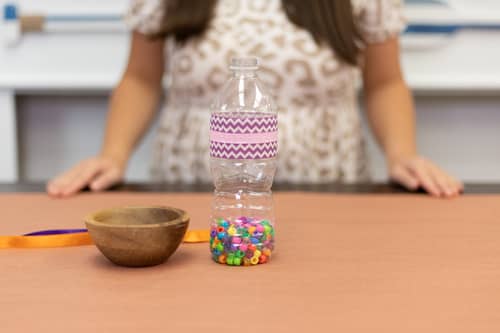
[388,155,463,198]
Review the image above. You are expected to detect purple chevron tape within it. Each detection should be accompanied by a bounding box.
[210,112,278,159]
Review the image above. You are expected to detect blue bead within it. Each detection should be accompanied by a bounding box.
[251,237,260,244]
[221,221,229,228]
[217,232,226,240]
[213,249,221,256]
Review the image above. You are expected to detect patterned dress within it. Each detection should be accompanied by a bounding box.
[125,0,406,183]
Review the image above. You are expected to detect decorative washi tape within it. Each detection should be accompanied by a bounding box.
[210,113,278,159]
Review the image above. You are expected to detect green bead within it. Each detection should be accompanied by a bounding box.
[233,257,241,266]
[235,250,244,258]
[227,254,234,265]
[217,218,225,226]
[216,243,224,252]
[242,230,250,238]
[261,220,270,226]
[264,225,271,235]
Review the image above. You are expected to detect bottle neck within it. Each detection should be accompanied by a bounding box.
[231,69,257,78]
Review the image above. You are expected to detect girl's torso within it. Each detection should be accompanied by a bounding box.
[126,0,405,183]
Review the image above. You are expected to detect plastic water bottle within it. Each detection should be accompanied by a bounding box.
[209,57,277,266]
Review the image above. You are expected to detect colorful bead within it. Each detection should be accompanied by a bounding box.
[210,216,275,266]
[227,226,236,236]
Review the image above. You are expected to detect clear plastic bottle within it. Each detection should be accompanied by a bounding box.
[209,57,277,266]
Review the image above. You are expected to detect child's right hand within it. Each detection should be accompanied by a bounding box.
[46,156,125,198]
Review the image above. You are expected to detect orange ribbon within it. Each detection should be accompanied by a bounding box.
[0,230,210,249]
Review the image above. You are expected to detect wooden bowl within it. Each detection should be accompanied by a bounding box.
[85,206,189,267]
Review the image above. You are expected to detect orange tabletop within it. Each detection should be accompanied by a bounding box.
[1,192,499,332]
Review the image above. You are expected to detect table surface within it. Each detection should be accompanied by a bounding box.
[1,185,500,332]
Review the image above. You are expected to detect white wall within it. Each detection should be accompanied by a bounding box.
[4,0,500,183]
[18,94,159,181]
[364,95,500,182]
[17,94,500,183]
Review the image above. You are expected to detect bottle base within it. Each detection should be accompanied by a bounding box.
[210,216,274,266]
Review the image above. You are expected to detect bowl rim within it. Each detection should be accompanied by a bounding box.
[84,206,189,229]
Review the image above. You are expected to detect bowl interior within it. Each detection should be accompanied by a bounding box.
[90,207,185,227]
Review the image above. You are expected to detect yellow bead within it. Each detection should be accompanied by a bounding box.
[254,250,262,258]
[248,226,256,235]
[250,256,259,265]
[227,226,236,236]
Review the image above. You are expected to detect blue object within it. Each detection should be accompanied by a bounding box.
[23,228,88,236]
[3,3,17,21]
[405,24,500,35]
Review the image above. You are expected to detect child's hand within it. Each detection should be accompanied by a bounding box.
[47,156,125,198]
[388,155,463,198]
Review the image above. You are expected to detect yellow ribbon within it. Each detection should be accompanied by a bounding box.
[0,230,210,249]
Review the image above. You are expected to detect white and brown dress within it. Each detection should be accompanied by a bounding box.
[125,0,406,183]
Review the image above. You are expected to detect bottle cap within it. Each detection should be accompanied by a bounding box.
[230,56,259,71]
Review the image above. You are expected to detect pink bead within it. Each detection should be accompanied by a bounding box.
[256,225,264,233]
[232,237,242,244]
[239,244,248,252]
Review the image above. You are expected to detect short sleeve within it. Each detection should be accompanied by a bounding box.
[353,0,407,44]
[124,0,168,36]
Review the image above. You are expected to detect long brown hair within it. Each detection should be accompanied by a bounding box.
[156,0,362,65]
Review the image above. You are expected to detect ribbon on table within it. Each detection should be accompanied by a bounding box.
[0,229,210,249]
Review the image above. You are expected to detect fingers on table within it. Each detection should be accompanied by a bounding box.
[47,159,102,198]
[390,164,419,191]
[90,168,122,192]
[407,159,462,198]
[428,163,464,197]
[407,159,442,197]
